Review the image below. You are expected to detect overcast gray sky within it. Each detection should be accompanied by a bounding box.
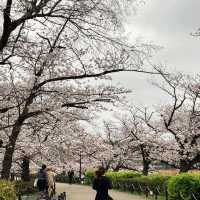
[112,0,200,106]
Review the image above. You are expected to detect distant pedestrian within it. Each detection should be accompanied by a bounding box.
[68,169,74,184]
[92,167,113,200]
[37,164,48,193]
[81,173,85,184]
[10,171,15,181]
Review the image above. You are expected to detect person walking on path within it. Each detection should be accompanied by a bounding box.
[46,167,56,199]
[68,169,74,184]
[37,164,48,194]
[92,167,113,200]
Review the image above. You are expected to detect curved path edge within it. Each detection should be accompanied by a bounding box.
[56,183,147,200]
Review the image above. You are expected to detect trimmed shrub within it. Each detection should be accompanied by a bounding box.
[56,172,69,183]
[84,170,142,185]
[106,170,142,180]
[84,170,95,185]
[168,173,200,200]
[55,172,80,184]
[0,180,16,200]
[85,169,200,199]
[111,174,169,195]
[84,170,168,196]
[147,174,170,193]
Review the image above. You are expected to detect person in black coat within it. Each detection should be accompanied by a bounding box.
[68,169,74,184]
[37,164,48,193]
[92,167,113,200]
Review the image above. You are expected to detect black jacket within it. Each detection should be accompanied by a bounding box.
[37,169,47,181]
[93,176,112,200]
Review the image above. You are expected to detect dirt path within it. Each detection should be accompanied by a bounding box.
[56,183,146,200]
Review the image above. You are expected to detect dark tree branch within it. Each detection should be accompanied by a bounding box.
[36,68,160,89]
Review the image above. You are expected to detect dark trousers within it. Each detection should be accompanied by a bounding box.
[37,179,47,192]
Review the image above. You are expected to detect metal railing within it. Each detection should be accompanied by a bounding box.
[112,181,200,200]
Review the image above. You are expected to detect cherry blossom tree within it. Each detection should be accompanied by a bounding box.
[105,107,167,175]
[0,0,158,179]
[96,120,139,171]
[141,70,200,172]
[12,111,92,173]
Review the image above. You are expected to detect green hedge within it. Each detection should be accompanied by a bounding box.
[106,171,142,179]
[168,173,200,200]
[0,180,36,199]
[0,180,16,200]
[111,174,169,195]
[85,170,170,197]
[84,170,142,185]
[55,172,69,183]
[85,170,200,199]
[55,172,80,183]
[84,170,168,194]
[84,170,95,185]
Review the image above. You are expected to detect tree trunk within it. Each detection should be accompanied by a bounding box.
[1,94,33,179]
[1,146,15,179]
[113,165,120,172]
[1,120,24,179]
[0,0,14,51]
[142,160,150,176]
[140,145,150,176]
[21,156,30,182]
[179,160,191,173]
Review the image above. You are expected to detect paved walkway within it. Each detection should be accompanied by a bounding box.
[56,183,146,200]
